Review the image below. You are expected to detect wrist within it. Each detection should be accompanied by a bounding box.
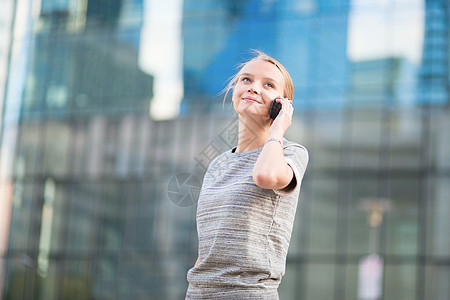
[265,137,283,147]
[268,130,284,140]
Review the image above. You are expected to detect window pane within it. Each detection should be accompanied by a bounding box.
[348,178,380,255]
[345,263,359,300]
[308,178,339,255]
[15,122,43,176]
[66,183,98,253]
[35,260,58,300]
[279,262,305,300]
[43,122,71,177]
[388,109,422,170]
[349,109,383,170]
[384,264,416,300]
[308,111,344,171]
[4,258,28,299]
[62,260,90,300]
[9,182,39,251]
[427,177,450,257]
[305,263,335,300]
[385,177,419,256]
[434,109,450,169]
[425,264,450,300]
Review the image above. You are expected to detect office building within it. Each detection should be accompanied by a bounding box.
[0,0,448,299]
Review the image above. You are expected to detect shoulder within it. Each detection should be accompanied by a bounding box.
[282,139,309,161]
[205,149,231,171]
[281,138,309,181]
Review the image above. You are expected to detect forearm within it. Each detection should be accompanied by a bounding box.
[252,131,293,190]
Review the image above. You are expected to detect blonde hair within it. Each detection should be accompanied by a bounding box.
[223,50,294,102]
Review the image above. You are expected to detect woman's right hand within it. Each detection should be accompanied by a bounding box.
[269,97,293,138]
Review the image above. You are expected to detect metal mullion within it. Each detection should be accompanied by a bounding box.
[333,107,353,300]
[54,178,75,300]
[22,179,44,300]
[416,107,432,300]
[293,109,316,299]
[1,1,25,296]
[0,0,18,146]
[86,180,103,299]
[18,29,52,298]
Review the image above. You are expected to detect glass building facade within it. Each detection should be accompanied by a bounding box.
[0,0,449,299]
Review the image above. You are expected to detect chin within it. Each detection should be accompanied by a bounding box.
[239,102,266,115]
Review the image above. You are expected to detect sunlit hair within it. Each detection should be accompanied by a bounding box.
[223,50,294,103]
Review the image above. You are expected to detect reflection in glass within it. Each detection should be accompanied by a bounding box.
[385,178,419,256]
[140,0,183,120]
[306,263,335,300]
[308,178,339,255]
[427,178,450,258]
[425,264,450,300]
[384,264,416,300]
[1,0,449,299]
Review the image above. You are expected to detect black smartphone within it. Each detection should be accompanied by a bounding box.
[269,99,282,120]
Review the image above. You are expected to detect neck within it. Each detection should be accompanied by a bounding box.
[235,116,270,153]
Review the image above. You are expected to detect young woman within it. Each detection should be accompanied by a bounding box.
[186,51,309,299]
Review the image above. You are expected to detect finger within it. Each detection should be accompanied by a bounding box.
[281,98,292,110]
[275,97,287,105]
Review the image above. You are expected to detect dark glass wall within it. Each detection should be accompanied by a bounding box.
[0,0,449,299]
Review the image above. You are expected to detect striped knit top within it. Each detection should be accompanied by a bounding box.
[186,138,309,299]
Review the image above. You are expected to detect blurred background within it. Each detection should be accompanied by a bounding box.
[0,0,449,299]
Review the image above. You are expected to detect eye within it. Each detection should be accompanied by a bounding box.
[265,82,274,88]
[242,77,251,82]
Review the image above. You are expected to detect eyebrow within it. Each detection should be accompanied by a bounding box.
[239,73,280,85]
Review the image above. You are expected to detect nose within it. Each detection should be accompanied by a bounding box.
[248,85,260,94]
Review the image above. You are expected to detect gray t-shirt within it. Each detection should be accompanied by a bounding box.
[186,138,309,299]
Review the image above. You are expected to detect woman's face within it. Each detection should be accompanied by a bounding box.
[232,59,285,120]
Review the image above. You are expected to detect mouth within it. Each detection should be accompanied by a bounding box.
[242,97,261,104]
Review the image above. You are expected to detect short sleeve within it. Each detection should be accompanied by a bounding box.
[273,140,309,195]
